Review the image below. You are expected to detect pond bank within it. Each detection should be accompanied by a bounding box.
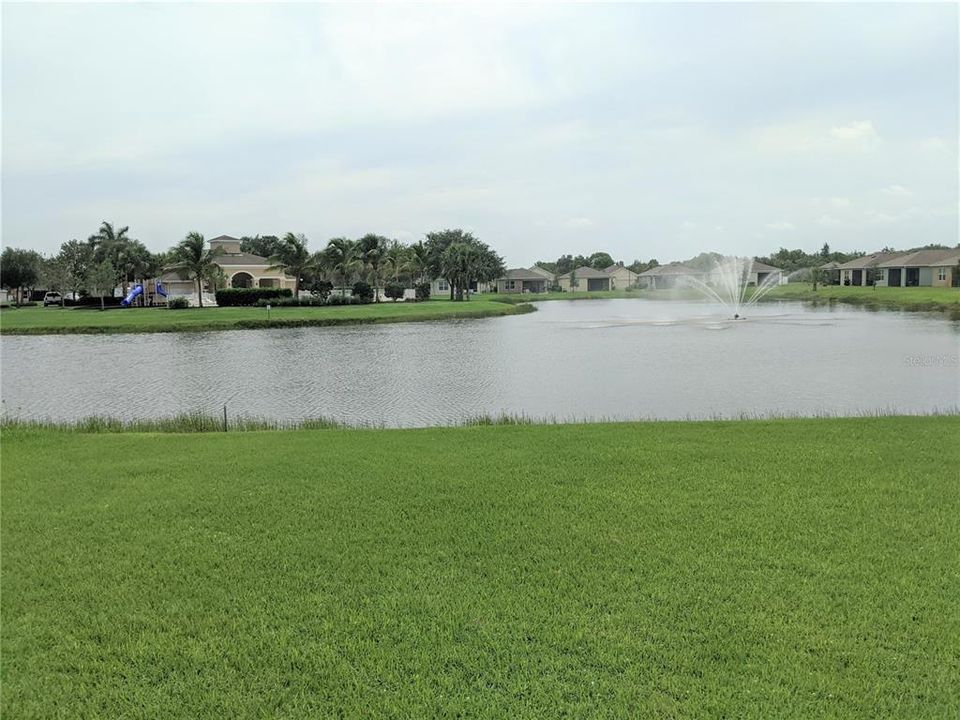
[0,298,534,335]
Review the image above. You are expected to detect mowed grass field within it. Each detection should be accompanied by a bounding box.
[3,416,959,718]
[0,298,530,335]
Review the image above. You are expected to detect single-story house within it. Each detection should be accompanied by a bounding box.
[747,261,786,287]
[161,235,296,301]
[603,263,640,289]
[874,249,960,288]
[637,263,705,289]
[835,252,907,287]
[430,277,493,297]
[818,261,841,285]
[496,268,550,294]
[557,266,612,292]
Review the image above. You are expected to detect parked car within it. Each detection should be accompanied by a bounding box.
[43,292,63,307]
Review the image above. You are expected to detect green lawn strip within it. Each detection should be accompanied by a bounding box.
[3,416,958,717]
[0,298,533,335]
[765,283,960,313]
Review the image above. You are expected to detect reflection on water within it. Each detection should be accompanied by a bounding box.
[2,300,958,426]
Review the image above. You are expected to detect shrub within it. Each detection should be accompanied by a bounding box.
[254,297,327,308]
[214,288,293,307]
[168,296,190,309]
[326,294,366,306]
[309,279,333,301]
[384,282,405,302]
[414,282,431,301]
[351,281,374,303]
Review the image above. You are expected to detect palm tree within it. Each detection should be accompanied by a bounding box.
[406,241,430,284]
[267,232,317,297]
[322,237,360,299]
[357,234,388,302]
[166,232,223,308]
[383,239,409,283]
[88,221,133,296]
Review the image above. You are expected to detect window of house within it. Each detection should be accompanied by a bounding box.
[438,280,449,291]
[938,267,947,281]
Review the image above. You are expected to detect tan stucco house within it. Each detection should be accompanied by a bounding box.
[557,266,612,292]
[603,263,640,289]
[162,235,296,301]
[874,249,960,287]
[496,268,551,294]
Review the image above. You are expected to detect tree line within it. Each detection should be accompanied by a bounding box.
[1,223,505,307]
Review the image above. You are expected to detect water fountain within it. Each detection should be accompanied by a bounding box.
[684,256,783,319]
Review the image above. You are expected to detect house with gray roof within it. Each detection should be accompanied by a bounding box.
[557,266,612,292]
[604,263,640,289]
[835,252,906,286]
[874,249,960,287]
[496,268,551,294]
[636,263,704,289]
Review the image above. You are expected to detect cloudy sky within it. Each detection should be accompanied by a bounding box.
[3,3,957,266]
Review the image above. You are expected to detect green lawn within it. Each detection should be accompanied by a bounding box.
[3,416,958,718]
[0,298,531,335]
[766,283,960,313]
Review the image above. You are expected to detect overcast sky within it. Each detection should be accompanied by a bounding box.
[3,3,957,266]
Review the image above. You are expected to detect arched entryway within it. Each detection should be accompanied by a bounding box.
[231,272,254,288]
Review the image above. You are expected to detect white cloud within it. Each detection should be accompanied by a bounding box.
[880,185,913,197]
[830,121,881,146]
[563,217,595,228]
[765,222,796,231]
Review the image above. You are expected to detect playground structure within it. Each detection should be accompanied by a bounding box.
[121,279,169,307]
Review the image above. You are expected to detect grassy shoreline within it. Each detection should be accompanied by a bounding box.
[4,415,959,717]
[0,298,534,335]
[764,283,960,314]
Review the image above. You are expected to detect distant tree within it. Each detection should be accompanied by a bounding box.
[820,243,831,259]
[1,247,42,305]
[589,252,615,270]
[88,221,147,296]
[323,237,361,299]
[426,229,477,300]
[56,239,93,299]
[437,236,504,301]
[166,232,223,308]
[555,255,574,275]
[267,232,317,297]
[535,261,557,274]
[86,260,117,311]
[41,256,72,306]
[240,235,284,258]
[627,258,658,275]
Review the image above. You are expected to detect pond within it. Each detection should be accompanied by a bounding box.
[2,300,958,426]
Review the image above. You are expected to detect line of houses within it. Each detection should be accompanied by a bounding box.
[827,249,960,288]
[150,236,957,306]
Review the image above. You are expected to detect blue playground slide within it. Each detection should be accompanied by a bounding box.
[121,284,144,307]
[155,281,168,297]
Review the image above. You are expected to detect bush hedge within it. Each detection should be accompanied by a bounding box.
[414,282,431,301]
[351,282,374,303]
[214,288,293,307]
[168,297,190,309]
